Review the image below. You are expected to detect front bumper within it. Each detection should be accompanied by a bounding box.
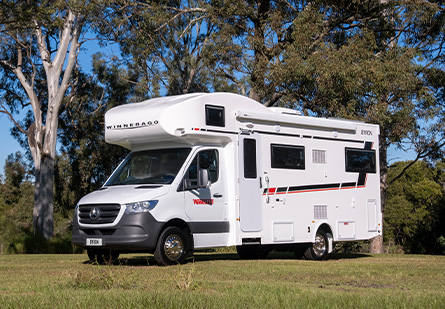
[72,211,163,252]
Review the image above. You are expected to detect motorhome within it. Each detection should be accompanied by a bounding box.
[72,92,382,265]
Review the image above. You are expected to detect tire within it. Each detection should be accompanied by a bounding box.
[236,245,269,259]
[87,249,119,265]
[154,226,189,266]
[304,229,329,261]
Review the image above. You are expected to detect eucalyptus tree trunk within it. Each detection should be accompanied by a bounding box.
[13,9,84,239]
[368,0,397,254]
[369,131,388,254]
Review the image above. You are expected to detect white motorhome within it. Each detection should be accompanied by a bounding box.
[72,92,382,265]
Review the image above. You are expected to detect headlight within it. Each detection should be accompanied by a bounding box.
[125,200,158,214]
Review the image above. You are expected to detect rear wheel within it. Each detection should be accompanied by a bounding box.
[154,226,189,266]
[304,229,329,261]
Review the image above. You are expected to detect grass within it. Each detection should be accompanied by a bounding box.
[0,251,444,308]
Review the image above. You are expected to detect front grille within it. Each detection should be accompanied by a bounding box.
[78,204,121,224]
[81,229,117,236]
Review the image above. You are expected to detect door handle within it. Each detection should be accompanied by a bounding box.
[213,193,223,198]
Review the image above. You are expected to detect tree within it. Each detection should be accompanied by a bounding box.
[272,0,444,252]
[0,1,86,238]
[94,0,236,96]
[385,160,444,254]
[0,152,34,252]
[55,57,132,211]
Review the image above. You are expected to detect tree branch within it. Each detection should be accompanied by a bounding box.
[388,139,445,187]
[0,103,28,135]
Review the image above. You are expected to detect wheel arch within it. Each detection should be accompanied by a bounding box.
[313,222,334,254]
[160,218,194,252]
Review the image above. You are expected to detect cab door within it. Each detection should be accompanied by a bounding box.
[182,148,228,235]
[238,132,263,232]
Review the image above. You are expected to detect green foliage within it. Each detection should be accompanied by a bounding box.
[0,153,34,253]
[7,234,81,254]
[0,153,78,253]
[93,0,231,96]
[384,160,445,254]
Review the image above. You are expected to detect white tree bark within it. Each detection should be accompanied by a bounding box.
[8,8,85,239]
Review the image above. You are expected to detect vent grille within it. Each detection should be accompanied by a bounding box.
[312,149,326,164]
[78,204,121,224]
[314,205,328,219]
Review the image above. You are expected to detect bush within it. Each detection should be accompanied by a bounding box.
[7,233,83,254]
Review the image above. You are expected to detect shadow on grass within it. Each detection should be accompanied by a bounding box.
[327,253,372,260]
[82,251,371,266]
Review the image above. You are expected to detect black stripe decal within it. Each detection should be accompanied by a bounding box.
[189,221,230,234]
[288,183,340,192]
[341,182,357,189]
[364,141,373,150]
[357,173,367,187]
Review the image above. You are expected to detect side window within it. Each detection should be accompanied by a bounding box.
[271,144,305,169]
[345,148,376,173]
[205,105,225,127]
[186,149,219,187]
[243,138,257,178]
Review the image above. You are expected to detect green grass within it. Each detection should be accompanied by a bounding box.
[0,251,444,308]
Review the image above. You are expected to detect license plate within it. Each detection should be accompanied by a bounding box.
[86,238,103,246]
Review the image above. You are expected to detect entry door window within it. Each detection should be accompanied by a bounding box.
[243,138,257,179]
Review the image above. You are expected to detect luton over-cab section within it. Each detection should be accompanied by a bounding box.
[72,92,382,265]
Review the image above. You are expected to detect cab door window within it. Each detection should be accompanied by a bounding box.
[180,149,219,190]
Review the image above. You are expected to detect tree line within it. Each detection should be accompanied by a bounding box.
[0,0,444,253]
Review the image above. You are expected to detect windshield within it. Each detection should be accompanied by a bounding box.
[105,148,192,186]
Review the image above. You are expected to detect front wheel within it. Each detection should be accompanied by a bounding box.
[154,226,189,266]
[304,229,329,261]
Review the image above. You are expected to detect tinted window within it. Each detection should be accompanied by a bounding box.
[271,144,305,169]
[244,138,257,178]
[106,148,191,185]
[205,105,225,127]
[186,149,219,185]
[345,148,376,173]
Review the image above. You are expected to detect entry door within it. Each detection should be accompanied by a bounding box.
[238,132,263,232]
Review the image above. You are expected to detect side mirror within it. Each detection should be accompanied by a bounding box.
[198,169,211,188]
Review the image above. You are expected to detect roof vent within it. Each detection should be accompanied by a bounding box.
[268,107,302,116]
